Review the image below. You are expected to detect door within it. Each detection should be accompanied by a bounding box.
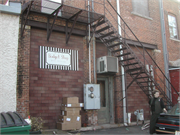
[97,78,110,124]
[169,69,180,105]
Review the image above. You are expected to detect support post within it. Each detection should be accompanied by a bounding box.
[21,1,33,37]
[66,10,82,45]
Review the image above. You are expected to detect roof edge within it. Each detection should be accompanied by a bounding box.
[0,2,21,15]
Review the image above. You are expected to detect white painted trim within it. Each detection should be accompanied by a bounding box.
[170,38,180,42]
[169,68,180,70]
[131,11,153,20]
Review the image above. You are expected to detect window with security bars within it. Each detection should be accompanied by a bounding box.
[168,14,178,39]
[132,0,149,17]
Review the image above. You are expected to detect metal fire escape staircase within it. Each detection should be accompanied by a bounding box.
[21,0,179,108]
[90,1,179,108]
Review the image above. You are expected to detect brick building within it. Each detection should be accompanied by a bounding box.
[0,0,179,129]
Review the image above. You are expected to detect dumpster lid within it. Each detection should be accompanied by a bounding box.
[1,111,29,128]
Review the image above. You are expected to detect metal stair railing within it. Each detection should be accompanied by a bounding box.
[85,0,179,107]
[61,0,179,106]
[104,0,179,106]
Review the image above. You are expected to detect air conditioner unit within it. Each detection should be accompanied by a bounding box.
[97,56,119,74]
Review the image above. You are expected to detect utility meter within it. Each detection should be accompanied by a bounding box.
[83,84,100,109]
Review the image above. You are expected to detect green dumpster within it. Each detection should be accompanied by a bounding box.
[1,111,31,134]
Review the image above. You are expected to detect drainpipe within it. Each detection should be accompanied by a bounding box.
[159,0,171,106]
[88,0,91,83]
[92,0,96,83]
[116,0,127,124]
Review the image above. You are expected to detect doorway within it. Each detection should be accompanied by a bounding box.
[97,78,110,124]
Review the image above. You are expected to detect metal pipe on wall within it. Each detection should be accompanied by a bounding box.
[159,0,171,106]
[88,0,91,83]
[116,0,127,124]
[92,0,96,83]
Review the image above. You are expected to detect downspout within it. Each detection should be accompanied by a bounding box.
[159,0,171,106]
[116,0,127,124]
[88,0,91,83]
[92,0,96,83]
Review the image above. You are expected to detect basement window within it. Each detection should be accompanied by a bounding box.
[168,14,178,39]
[131,0,149,18]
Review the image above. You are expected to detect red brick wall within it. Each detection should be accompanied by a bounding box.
[96,42,108,58]
[126,74,151,122]
[96,42,152,122]
[163,0,180,61]
[17,27,31,119]
[29,28,85,129]
[16,0,179,128]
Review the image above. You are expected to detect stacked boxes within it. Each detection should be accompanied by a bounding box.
[57,97,84,130]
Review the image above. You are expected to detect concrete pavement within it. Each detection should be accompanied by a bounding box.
[42,121,152,135]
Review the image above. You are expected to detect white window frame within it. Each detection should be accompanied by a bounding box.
[168,14,178,39]
[131,0,150,18]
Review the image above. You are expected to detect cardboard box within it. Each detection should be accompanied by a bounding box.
[61,110,80,116]
[57,121,81,130]
[61,103,84,108]
[58,115,81,123]
[63,97,79,104]
[61,106,81,111]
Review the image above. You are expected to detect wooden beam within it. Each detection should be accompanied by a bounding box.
[47,17,50,39]
[50,4,63,17]
[26,20,87,36]
[21,1,33,13]
[68,10,82,21]
[127,72,141,89]
[47,8,60,41]
[88,17,103,45]
[66,20,68,43]
[21,1,33,37]
[66,10,82,45]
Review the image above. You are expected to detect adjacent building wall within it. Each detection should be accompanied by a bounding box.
[29,28,85,128]
[163,0,180,62]
[14,0,180,129]
[0,5,20,112]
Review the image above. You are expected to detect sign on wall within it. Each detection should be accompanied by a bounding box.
[39,46,79,71]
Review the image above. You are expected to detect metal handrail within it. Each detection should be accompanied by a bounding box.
[60,0,179,104]
[105,0,179,97]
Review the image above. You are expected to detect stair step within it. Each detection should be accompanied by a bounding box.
[119,57,134,62]
[126,67,142,73]
[131,71,146,75]
[104,37,119,43]
[96,26,110,33]
[138,81,153,83]
[99,31,114,38]
[142,89,153,92]
[123,62,138,67]
[91,19,106,28]
[111,48,126,53]
[116,52,131,57]
[137,77,149,79]
[140,85,155,87]
[107,42,123,49]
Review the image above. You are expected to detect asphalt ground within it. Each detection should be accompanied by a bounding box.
[69,125,174,135]
[42,123,174,135]
[79,125,150,134]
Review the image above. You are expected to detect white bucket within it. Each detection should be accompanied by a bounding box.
[127,113,131,124]
[138,113,144,121]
